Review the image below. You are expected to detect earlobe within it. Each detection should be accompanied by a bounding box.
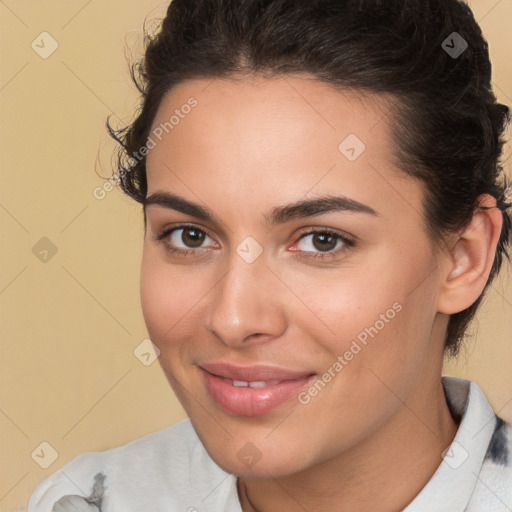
[437,194,503,314]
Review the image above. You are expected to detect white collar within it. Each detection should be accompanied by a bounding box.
[403,376,498,511]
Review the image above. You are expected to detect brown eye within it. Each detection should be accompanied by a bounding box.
[294,229,355,260]
[312,232,338,252]
[180,228,206,248]
[155,224,216,256]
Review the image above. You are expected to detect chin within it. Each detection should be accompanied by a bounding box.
[196,428,313,480]
[220,452,304,480]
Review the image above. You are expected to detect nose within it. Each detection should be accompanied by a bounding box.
[203,250,287,348]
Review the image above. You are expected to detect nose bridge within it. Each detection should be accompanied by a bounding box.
[204,245,285,346]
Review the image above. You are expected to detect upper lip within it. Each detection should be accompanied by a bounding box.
[199,362,315,382]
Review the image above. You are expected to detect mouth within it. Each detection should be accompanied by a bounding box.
[199,362,316,416]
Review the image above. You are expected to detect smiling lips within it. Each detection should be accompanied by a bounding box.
[199,362,316,416]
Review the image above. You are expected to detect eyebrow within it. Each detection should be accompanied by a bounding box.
[143,191,379,227]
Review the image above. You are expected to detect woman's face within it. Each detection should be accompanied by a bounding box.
[141,74,449,478]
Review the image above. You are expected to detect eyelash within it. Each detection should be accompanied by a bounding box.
[154,223,355,260]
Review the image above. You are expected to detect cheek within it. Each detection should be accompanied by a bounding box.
[289,251,435,375]
[140,249,206,346]
[278,262,402,347]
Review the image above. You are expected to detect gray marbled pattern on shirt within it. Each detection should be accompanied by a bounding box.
[52,472,105,512]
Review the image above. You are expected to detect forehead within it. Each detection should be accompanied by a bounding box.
[148,74,395,154]
[145,74,424,229]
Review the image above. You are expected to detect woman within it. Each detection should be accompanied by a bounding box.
[29,0,511,510]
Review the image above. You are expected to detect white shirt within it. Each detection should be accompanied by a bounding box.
[28,376,512,511]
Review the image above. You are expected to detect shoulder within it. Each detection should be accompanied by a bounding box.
[467,400,512,510]
[467,415,512,511]
[28,418,238,512]
[404,378,512,511]
[484,415,512,466]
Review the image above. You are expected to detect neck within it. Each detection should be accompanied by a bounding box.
[238,377,458,512]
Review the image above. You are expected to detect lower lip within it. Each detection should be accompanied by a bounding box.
[200,368,316,416]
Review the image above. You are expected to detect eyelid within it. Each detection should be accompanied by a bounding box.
[290,227,355,257]
[154,223,218,246]
[154,222,356,263]
[294,225,355,242]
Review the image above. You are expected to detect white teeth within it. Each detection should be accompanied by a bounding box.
[232,380,249,387]
[227,379,281,388]
[248,381,266,388]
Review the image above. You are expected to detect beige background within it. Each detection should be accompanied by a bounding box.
[0,1,511,510]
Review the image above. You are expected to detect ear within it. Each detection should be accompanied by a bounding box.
[437,194,503,314]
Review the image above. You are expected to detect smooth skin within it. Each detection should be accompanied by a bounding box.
[140,74,503,511]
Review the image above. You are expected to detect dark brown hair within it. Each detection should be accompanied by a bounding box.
[107,0,511,357]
